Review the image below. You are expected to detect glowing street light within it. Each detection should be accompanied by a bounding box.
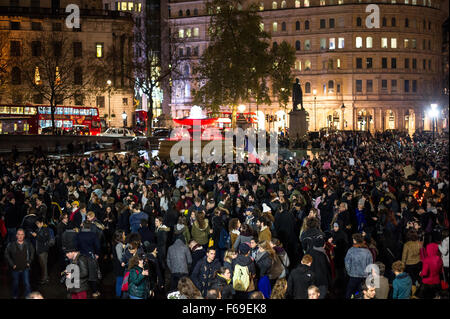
[429,103,439,140]
[238,104,246,113]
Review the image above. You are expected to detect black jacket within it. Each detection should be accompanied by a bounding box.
[191,256,221,297]
[300,228,326,253]
[287,264,315,299]
[4,240,35,269]
[61,229,78,252]
[255,251,272,278]
[307,247,332,288]
[35,226,51,254]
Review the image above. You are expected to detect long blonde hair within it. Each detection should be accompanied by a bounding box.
[270,278,287,299]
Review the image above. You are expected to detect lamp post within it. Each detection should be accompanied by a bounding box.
[107,80,112,128]
[340,103,345,131]
[313,89,317,131]
[122,111,127,129]
[429,103,438,140]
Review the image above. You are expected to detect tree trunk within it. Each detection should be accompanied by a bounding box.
[51,98,56,135]
[231,104,237,129]
[147,94,153,137]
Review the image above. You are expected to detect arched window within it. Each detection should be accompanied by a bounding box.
[356,17,362,26]
[186,9,190,16]
[259,2,264,10]
[391,17,396,27]
[295,0,301,7]
[320,0,326,5]
[272,1,277,9]
[178,10,182,17]
[11,66,21,85]
[273,22,278,32]
[355,37,363,48]
[366,37,373,48]
[304,0,310,7]
[194,8,198,15]
[295,40,301,50]
[405,18,409,27]
[184,64,190,77]
[186,47,191,56]
[295,21,300,30]
[305,20,310,30]
[305,82,311,93]
[305,60,311,70]
[281,22,286,31]
[281,1,287,8]
[328,80,334,91]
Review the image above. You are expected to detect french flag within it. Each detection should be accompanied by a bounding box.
[248,140,261,164]
[432,170,439,179]
[301,159,309,167]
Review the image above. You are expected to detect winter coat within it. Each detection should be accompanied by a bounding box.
[402,241,422,266]
[61,229,78,252]
[191,220,210,246]
[344,246,373,278]
[308,246,332,287]
[112,243,126,277]
[421,243,443,285]
[300,228,325,253]
[4,240,35,270]
[210,274,233,299]
[287,264,315,299]
[35,226,51,254]
[255,251,272,278]
[129,211,148,233]
[392,272,412,299]
[155,225,170,259]
[375,275,390,299]
[191,256,221,296]
[167,239,192,275]
[128,266,149,299]
[258,226,272,243]
[233,234,254,251]
[173,224,191,246]
[77,229,100,257]
[190,246,206,272]
[67,253,90,294]
[439,236,449,268]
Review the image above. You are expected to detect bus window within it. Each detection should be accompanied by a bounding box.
[24,107,37,115]
[91,109,98,116]
[56,107,64,115]
[73,108,79,115]
[0,106,10,114]
[56,120,63,128]
[64,107,71,115]
[44,107,51,114]
[11,107,24,114]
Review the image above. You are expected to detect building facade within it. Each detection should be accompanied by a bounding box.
[168,0,447,133]
[0,0,135,128]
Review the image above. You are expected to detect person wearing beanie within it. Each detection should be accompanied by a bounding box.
[64,246,90,299]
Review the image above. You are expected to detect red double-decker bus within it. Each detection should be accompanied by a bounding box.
[0,104,102,135]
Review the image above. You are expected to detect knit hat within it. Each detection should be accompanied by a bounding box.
[238,243,251,255]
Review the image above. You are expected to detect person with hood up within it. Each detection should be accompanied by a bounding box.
[191,211,211,248]
[419,242,444,299]
[287,254,315,299]
[173,216,191,246]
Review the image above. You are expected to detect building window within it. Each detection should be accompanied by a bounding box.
[338,37,345,49]
[260,23,264,31]
[328,59,334,70]
[391,80,397,92]
[31,22,42,31]
[281,22,286,31]
[11,67,21,85]
[194,8,198,15]
[337,84,341,93]
[338,0,344,3]
[186,28,192,37]
[193,46,199,56]
[296,21,300,30]
[328,80,334,92]
[337,58,341,69]
[122,98,128,105]
[412,58,417,69]
[74,94,84,106]
[178,10,182,16]
[74,67,83,85]
[96,43,103,58]
[405,18,409,27]
[320,38,326,50]
[305,20,310,30]
[423,59,426,69]
[272,1,277,9]
[412,80,417,92]
[295,60,302,70]
[295,40,301,50]
[404,39,409,48]
[404,80,410,92]
[193,28,199,37]
[186,9,190,16]
[73,42,82,58]
[381,79,388,90]
[382,17,387,27]
[320,19,326,29]
[329,19,335,28]
[382,57,387,68]
[304,0,310,7]
[356,37,363,48]
[367,80,373,93]
[305,40,311,50]
[10,41,21,56]
[305,60,311,70]
[281,0,287,8]
[391,18,396,27]
[179,29,184,38]
[405,58,410,69]
[96,96,105,108]
[366,58,373,68]
[391,58,397,69]
[428,59,431,70]
[411,39,416,49]
[323,83,327,94]
[428,40,431,50]
[31,41,41,57]
[295,0,301,7]
[356,58,363,69]
[186,47,191,57]
[259,2,264,10]
[320,0,326,5]
[273,42,278,50]
[356,80,362,93]
[10,21,20,30]
[391,38,397,49]
[329,38,335,50]
[273,22,278,32]
[366,37,373,48]
[305,82,311,93]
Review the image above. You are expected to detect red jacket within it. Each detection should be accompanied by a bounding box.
[421,243,443,285]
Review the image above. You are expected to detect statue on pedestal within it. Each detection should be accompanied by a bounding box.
[292,78,303,111]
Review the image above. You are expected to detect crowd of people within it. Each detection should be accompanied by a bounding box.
[0,130,448,300]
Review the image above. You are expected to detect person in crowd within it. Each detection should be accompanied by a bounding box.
[64,246,89,299]
[270,278,288,299]
[374,262,390,299]
[353,282,377,299]
[419,242,444,299]
[112,230,126,298]
[191,248,221,297]
[32,218,52,285]
[127,254,150,299]
[392,261,413,299]
[307,285,321,299]
[167,235,192,291]
[210,266,233,299]
[402,229,423,286]
[287,254,315,299]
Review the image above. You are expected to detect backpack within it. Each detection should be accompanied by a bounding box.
[218,228,230,249]
[233,264,250,291]
[121,269,139,292]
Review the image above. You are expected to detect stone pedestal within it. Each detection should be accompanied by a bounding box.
[289,109,308,145]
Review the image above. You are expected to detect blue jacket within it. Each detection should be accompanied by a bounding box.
[392,272,412,299]
[344,246,373,278]
[129,211,149,233]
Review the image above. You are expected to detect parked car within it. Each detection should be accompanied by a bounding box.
[99,127,135,137]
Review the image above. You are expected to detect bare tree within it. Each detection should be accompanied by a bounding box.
[0,31,10,97]
[15,31,104,134]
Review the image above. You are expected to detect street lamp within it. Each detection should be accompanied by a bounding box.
[238,104,246,113]
[429,103,439,139]
[122,111,127,129]
[340,103,345,131]
[312,89,317,131]
[107,80,112,128]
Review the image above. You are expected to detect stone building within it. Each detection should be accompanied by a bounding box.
[0,0,135,128]
[168,0,447,133]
